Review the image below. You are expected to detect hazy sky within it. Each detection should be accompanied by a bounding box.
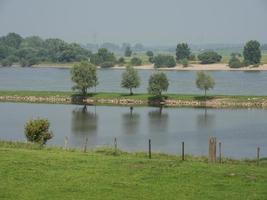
[0,0,267,45]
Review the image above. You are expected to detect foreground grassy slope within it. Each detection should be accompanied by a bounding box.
[0,142,267,200]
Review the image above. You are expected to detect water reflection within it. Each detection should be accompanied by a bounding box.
[196,108,216,129]
[148,106,169,133]
[71,105,98,136]
[122,107,140,134]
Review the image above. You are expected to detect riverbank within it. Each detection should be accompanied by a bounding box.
[0,141,266,200]
[1,91,267,108]
[32,63,267,71]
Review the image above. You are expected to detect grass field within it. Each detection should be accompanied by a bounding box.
[0,141,267,200]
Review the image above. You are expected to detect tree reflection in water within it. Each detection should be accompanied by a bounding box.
[148,106,169,133]
[196,108,215,129]
[71,105,98,136]
[122,107,140,134]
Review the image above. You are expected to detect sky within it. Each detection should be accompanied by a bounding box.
[0,0,267,45]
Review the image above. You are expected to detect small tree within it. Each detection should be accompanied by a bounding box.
[181,58,189,67]
[24,118,53,144]
[148,72,169,96]
[243,40,261,65]
[71,61,98,96]
[117,57,125,66]
[228,53,243,68]
[176,43,191,61]
[121,66,140,95]
[196,72,215,99]
[124,46,132,57]
[146,51,154,63]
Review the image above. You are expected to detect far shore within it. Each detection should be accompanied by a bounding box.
[30,63,267,71]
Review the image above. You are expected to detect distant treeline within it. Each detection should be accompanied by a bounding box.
[0,32,265,68]
[0,33,91,66]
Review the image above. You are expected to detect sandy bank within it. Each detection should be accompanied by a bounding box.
[32,63,267,71]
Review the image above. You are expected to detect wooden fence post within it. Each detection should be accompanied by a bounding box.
[114,137,117,154]
[182,142,185,161]
[148,139,151,159]
[83,137,88,153]
[257,147,260,166]
[219,142,222,163]
[209,137,217,163]
[64,136,68,150]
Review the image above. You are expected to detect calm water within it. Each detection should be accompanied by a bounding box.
[0,67,267,95]
[0,102,266,158]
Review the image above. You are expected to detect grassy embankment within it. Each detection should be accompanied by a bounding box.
[0,91,267,108]
[1,90,267,100]
[0,141,267,200]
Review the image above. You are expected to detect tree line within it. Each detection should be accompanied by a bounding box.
[0,33,91,67]
[71,61,215,99]
[0,32,263,68]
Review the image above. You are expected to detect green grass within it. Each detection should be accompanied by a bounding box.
[0,141,267,200]
[1,90,267,102]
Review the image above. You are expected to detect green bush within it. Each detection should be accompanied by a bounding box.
[117,57,125,66]
[153,54,176,68]
[228,55,243,68]
[24,119,53,144]
[100,61,115,68]
[130,57,142,66]
[181,58,189,67]
[197,51,222,64]
[0,59,12,67]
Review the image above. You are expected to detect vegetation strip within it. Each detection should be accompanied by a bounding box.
[1,91,267,108]
[0,141,267,200]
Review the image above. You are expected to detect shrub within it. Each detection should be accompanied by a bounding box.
[130,57,142,66]
[153,54,176,68]
[189,54,196,61]
[24,118,53,144]
[228,55,243,68]
[181,58,189,67]
[117,57,125,66]
[197,51,222,64]
[100,61,115,68]
[0,59,12,67]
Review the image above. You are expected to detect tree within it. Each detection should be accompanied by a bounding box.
[124,46,132,57]
[146,51,154,63]
[176,43,191,61]
[1,32,23,49]
[121,66,140,95]
[243,40,261,65]
[196,72,215,99]
[198,51,222,64]
[148,72,169,96]
[153,54,176,68]
[117,57,125,66]
[130,57,142,66]
[228,53,243,68]
[24,118,53,144]
[71,61,98,96]
[90,48,116,66]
